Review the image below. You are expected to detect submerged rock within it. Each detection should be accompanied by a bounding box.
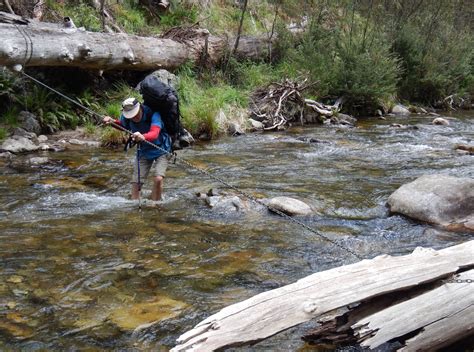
[68,139,101,147]
[267,196,312,216]
[387,174,474,233]
[296,136,330,144]
[28,157,49,165]
[0,152,14,159]
[389,124,419,130]
[206,195,249,213]
[0,320,34,340]
[198,189,266,214]
[109,296,187,331]
[432,117,450,126]
[455,144,474,155]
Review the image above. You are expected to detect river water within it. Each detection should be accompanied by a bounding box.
[0,113,473,351]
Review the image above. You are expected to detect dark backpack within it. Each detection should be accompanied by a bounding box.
[139,74,183,142]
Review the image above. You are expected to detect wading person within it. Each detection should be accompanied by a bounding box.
[103,97,172,201]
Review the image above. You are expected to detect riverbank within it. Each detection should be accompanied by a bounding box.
[1,103,470,157]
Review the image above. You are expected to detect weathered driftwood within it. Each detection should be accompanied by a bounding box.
[172,241,474,351]
[250,80,340,130]
[0,11,272,71]
[353,269,474,351]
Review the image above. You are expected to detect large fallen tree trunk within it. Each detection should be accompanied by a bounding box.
[172,240,474,351]
[0,11,271,71]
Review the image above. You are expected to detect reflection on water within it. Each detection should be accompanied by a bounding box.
[0,113,473,350]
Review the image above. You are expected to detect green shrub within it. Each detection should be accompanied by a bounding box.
[40,107,78,132]
[84,121,97,136]
[333,40,400,114]
[112,1,148,34]
[0,128,7,141]
[224,59,277,91]
[104,102,122,118]
[61,2,102,32]
[0,68,22,101]
[0,106,20,126]
[283,24,340,99]
[388,6,473,104]
[101,126,125,147]
[158,2,198,30]
[16,85,52,114]
[274,17,400,114]
[178,70,248,138]
[106,81,140,102]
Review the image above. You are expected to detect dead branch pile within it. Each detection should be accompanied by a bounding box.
[160,25,209,44]
[250,79,307,130]
[442,94,472,110]
[250,79,341,130]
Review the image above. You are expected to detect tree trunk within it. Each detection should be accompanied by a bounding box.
[0,11,271,71]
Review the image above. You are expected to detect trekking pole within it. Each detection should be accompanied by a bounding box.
[137,142,142,212]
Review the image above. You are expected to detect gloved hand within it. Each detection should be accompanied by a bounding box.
[102,116,114,125]
[132,132,145,142]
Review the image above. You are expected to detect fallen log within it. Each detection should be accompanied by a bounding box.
[353,269,474,351]
[0,11,272,71]
[172,241,474,351]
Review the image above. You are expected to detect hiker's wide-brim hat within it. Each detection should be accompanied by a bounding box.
[122,98,140,119]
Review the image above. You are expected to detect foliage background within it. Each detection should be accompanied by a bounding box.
[0,0,472,140]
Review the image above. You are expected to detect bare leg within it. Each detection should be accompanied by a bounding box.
[131,182,140,200]
[151,176,164,201]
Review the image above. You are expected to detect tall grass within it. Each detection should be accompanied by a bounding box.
[177,67,249,138]
[0,128,6,141]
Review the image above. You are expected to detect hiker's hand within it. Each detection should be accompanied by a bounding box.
[103,116,113,125]
[132,132,144,142]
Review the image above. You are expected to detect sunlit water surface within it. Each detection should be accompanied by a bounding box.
[0,113,473,351]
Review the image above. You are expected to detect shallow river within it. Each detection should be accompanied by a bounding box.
[0,113,473,351]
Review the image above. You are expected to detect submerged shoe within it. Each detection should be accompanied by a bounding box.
[141,199,162,208]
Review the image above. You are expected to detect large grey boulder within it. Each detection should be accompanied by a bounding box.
[18,111,42,134]
[268,196,312,216]
[387,174,474,232]
[141,69,179,89]
[391,104,410,116]
[332,113,357,126]
[1,136,39,153]
[12,127,37,139]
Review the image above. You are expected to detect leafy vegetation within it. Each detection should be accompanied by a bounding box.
[0,128,6,142]
[177,67,248,138]
[1,0,472,143]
